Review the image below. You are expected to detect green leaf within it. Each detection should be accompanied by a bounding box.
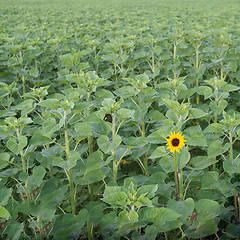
[208,140,229,157]
[159,155,175,173]
[29,68,39,78]
[41,117,64,137]
[191,156,217,170]
[196,86,213,99]
[129,210,139,222]
[219,178,234,197]
[32,204,56,221]
[78,169,105,185]
[189,108,207,119]
[13,99,34,115]
[136,73,150,84]
[74,122,92,137]
[6,223,23,240]
[102,191,128,206]
[147,129,167,144]
[7,135,27,155]
[222,84,240,92]
[137,185,158,198]
[148,110,166,122]
[38,99,60,110]
[117,108,134,119]
[177,146,190,168]
[136,196,153,207]
[0,206,11,220]
[30,166,46,187]
[82,151,106,173]
[163,98,180,111]
[52,154,78,171]
[202,171,219,190]
[185,219,218,239]
[184,126,207,146]
[149,146,167,159]
[0,188,12,206]
[52,213,87,240]
[227,61,238,72]
[203,123,223,133]
[97,135,122,153]
[40,180,68,205]
[167,198,195,222]
[144,207,181,224]
[30,134,53,146]
[0,152,10,169]
[114,86,137,97]
[209,99,228,115]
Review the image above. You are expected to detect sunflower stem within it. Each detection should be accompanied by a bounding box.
[174,151,179,201]
[179,168,183,201]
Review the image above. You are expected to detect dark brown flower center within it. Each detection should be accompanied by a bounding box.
[172,138,180,147]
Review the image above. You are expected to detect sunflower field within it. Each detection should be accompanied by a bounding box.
[0,0,240,239]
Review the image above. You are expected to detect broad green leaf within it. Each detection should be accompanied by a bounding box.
[191,156,217,170]
[78,169,105,185]
[41,117,64,137]
[203,123,223,133]
[52,156,77,171]
[195,199,220,218]
[167,198,195,222]
[149,146,167,159]
[30,166,46,187]
[209,99,228,115]
[184,126,207,146]
[222,83,240,92]
[0,206,10,220]
[6,223,23,240]
[13,99,34,115]
[0,188,12,206]
[38,99,60,110]
[137,185,158,198]
[144,207,181,224]
[136,196,153,207]
[29,68,39,78]
[97,135,122,153]
[163,98,180,111]
[32,204,56,221]
[30,134,53,146]
[185,219,218,239]
[202,171,219,190]
[74,122,92,137]
[148,110,166,122]
[82,151,106,173]
[7,135,27,155]
[177,146,190,168]
[102,191,128,206]
[159,155,175,173]
[208,140,229,157]
[219,178,234,197]
[0,152,10,169]
[147,129,167,144]
[52,213,87,240]
[114,86,137,97]
[189,108,207,119]
[117,108,134,119]
[196,86,213,99]
[136,73,150,84]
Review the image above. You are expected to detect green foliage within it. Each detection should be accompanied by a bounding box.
[0,0,240,239]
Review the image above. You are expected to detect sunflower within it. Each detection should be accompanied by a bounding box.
[165,131,186,153]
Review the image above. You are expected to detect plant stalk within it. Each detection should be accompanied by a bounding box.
[65,127,76,215]
[179,168,183,201]
[174,151,179,201]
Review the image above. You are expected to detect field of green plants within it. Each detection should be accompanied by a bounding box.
[0,0,240,239]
